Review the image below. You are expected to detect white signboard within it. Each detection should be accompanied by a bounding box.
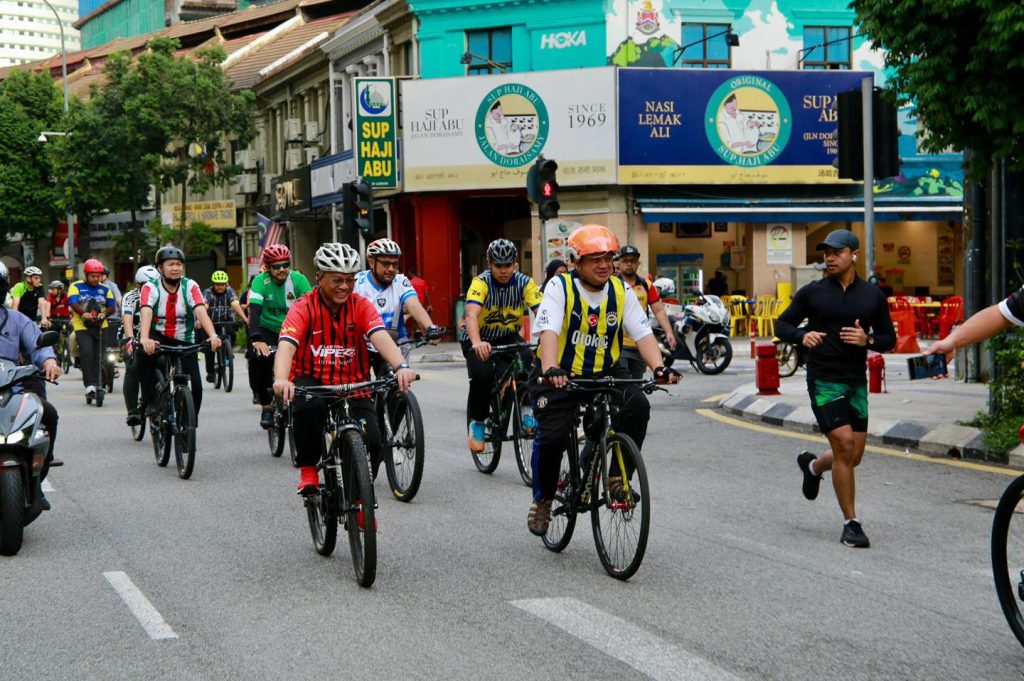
[402,68,617,191]
[88,210,157,249]
[766,223,793,265]
[543,219,580,264]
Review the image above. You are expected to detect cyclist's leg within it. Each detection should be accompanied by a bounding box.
[181,349,203,417]
[139,350,161,414]
[122,342,141,416]
[196,328,214,378]
[349,398,383,477]
[529,377,579,502]
[290,376,327,490]
[255,330,279,407]
[461,339,495,423]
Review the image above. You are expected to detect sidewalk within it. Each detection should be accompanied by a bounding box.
[717,338,1022,467]
[407,341,466,364]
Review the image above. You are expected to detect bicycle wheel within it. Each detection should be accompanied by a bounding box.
[543,437,579,553]
[60,340,71,374]
[340,429,376,587]
[992,474,1024,648]
[95,386,105,407]
[268,401,286,458]
[591,433,650,580]
[511,385,535,487]
[173,387,197,479]
[384,390,425,502]
[214,346,223,390]
[308,434,338,556]
[222,339,234,393]
[468,394,502,474]
[152,408,170,468]
[288,412,298,467]
[776,342,799,378]
[131,406,147,442]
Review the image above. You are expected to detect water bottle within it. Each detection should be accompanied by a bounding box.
[522,410,537,434]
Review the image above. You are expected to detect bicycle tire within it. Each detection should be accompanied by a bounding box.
[511,385,534,487]
[469,393,502,474]
[95,387,105,407]
[288,414,298,467]
[340,429,377,587]
[776,342,799,378]
[308,435,337,556]
[60,341,71,374]
[543,434,579,553]
[268,401,286,458]
[223,339,234,393]
[131,411,147,441]
[214,346,223,390]
[591,433,650,580]
[152,409,170,468]
[173,387,197,479]
[384,390,425,502]
[992,473,1024,648]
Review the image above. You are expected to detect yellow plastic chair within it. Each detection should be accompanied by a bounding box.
[764,297,789,337]
[727,296,748,336]
[747,295,776,337]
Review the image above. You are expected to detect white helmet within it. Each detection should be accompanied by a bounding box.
[315,242,362,273]
[366,238,401,258]
[652,277,676,296]
[24,266,42,277]
[135,265,160,285]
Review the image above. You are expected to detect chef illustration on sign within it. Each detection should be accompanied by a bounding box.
[484,99,524,157]
[717,93,763,154]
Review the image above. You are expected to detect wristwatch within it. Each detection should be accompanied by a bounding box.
[867,335,875,346]
[397,363,410,370]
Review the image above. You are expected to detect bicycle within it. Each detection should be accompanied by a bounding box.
[127,342,147,442]
[263,347,298,465]
[466,342,537,486]
[148,342,208,480]
[991,422,1024,647]
[49,317,72,374]
[211,322,235,393]
[375,336,431,502]
[294,378,403,588]
[83,325,115,408]
[540,376,662,580]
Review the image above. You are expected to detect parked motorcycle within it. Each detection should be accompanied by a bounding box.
[653,294,733,374]
[0,330,60,556]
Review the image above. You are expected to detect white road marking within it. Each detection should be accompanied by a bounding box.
[103,571,178,640]
[510,597,744,681]
[41,480,55,493]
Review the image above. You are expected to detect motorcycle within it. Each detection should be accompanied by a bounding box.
[653,294,733,375]
[0,330,60,556]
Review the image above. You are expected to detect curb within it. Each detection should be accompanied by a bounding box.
[410,352,465,364]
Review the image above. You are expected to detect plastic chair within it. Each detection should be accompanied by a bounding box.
[727,296,748,336]
[747,295,777,337]
[937,296,964,339]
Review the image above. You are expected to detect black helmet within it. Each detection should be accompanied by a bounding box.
[486,238,517,265]
[619,245,641,259]
[156,245,186,265]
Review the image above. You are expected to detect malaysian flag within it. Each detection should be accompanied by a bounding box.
[256,213,283,252]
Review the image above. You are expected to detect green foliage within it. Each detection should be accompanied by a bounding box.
[113,217,221,262]
[968,330,1024,454]
[853,0,1024,177]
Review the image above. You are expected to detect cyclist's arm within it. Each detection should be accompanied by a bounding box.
[272,341,297,402]
[368,327,407,370]
[464,303,484,346]
[38,297,51,322]
[247,302,264,340]
[649,300,675,343]
[7,295,19,310]
[121,313,135,341]
[139,306,154,343]
[403,294,434,330]
[231,299,248,323]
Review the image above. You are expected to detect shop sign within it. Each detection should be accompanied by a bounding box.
[49,220,79,266]
[354,77,398,189]
[766,224,792,265]
[402,68,617,191]
[167,199,236,229]
[542,219,580,264]
[618,69,868,184]
[539,30,587,49]
[270,168,311,220]
[87,210,156,249]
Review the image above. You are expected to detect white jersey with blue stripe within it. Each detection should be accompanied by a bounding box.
[353,270,417,338]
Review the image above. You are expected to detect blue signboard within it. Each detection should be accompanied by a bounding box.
[618,69,870,184]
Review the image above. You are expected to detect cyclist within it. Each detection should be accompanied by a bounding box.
[8,266,51,326]
[68,259,116,399]
[528,224,680,535]
[44,280,70,329]
[121,265,159,427]
[354,238,441,369]
[99,267,122,308]
[272,242,415,494]
[138,246,222,420]
[617,245,677,378]
[247,245,312,429]
[462,238,542,453]
[200,270,246,383]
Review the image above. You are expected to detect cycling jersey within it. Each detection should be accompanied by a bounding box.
[354,270,416,338]
[204,286,238,324]
[248,270,311,333]
[139,277,205,342]
[9,281,43,319]
[67,280,115,331]
[46,293,70,318]
[618,275,660,349]
[1000,287,1024,326]
[534,273,650,376]
[279,290,385,386]
[463,270,542,342]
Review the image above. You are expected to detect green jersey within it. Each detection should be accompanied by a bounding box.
[248,270,311,333]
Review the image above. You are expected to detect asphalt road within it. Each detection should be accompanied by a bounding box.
[3,355,1023,680]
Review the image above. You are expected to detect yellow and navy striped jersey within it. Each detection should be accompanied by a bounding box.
[463,270,543,341]
[553,273,626,376]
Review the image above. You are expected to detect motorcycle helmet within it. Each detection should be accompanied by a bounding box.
[211,270,230,284]
[652,277,676,296]
[134,265,159,285]
[567,225,619,260]
[84,258,105,274]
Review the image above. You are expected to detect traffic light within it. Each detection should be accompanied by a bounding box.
[341,182,356,241]
[351,180,374,238]
[837,88,901,181]
[534,157,559,221]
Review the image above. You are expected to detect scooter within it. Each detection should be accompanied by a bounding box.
[653,294,733,375]
[0,330,60,556]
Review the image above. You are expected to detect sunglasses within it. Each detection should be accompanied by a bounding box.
[269,262,291,271]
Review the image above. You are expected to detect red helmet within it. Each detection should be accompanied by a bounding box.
[261,244,291,265]
[568,225,620,260]
[84,258,105,274]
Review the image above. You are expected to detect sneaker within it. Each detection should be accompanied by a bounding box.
[260,407,275,430]
[206,372,215,384]
[527,499,552,536]
[126,413,142,427]
[297,466,319,495]
[797,451,822,501]
[145,403,160,419]
[85,385,97,396]
[468,420,486,453]
[841,520,870,548]
[40,494,51,511]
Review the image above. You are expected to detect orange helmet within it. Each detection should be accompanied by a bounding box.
[567,224,619,260]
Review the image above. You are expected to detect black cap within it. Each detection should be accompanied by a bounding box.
[816,229,860,252]
[619,245,641,258]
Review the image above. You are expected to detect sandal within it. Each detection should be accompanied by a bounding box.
[527,499,552,536]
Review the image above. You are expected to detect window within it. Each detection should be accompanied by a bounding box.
[801,26,851,70]
[678,23,731,69]
[465,27,512,75]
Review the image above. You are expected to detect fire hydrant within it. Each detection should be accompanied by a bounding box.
[867,352,886,393]
[755,342,780,395]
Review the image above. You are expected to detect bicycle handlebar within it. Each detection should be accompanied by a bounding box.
[153,341,211,355]
[535,375,663,394]
[489,342,537,353]
[294,374,420,399]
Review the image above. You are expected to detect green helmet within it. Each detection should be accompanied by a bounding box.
[211,270,229,284]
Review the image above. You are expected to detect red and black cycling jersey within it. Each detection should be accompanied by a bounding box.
[1000,287,1024,326]
[279,289,385,385]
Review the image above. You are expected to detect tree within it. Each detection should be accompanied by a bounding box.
[853,0,1024,177]
[0,70,63,245]
[112,217,220,263]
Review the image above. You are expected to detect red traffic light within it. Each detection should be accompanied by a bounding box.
[542,181,555,198]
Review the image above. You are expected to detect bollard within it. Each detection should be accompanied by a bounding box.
[750,336,757,359]
[755,342,780,395]
[867,352,886,393]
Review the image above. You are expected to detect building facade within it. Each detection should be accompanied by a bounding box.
[0,0,80,67]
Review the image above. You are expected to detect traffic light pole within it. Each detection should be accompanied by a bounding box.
[861,77,876,284]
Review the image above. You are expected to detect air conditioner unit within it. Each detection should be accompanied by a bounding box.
[263,175,274,195]
[235,173,257,194]
[304,121,320,143]
[304,147,320,165]
[284,118,302,141]
[285,148,303,170]
[235,149,257,169]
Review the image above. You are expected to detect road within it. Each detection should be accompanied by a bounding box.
[2,356,1022,680]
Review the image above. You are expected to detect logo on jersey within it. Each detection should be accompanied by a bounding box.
[310,345,356,361]
[377,298,387,308]
[587,313,599,326]
[483,310,522,326]
[282,325,299,334]
[571,329,609,349]
[536,396,548,409]
[286,293,295,301]
[606,312,618,327]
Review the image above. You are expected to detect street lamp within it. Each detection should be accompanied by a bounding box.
[460,51,509,73]
[39,0,75,275]
[671,26,739,66]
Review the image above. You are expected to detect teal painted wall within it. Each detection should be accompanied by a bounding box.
[80,0,164,49]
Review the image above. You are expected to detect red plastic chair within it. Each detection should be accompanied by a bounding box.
[937,296,964,339]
